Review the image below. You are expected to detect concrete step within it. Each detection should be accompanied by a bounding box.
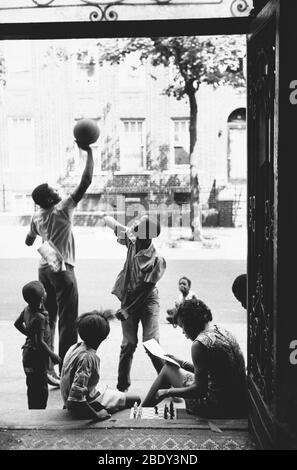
[0,409,254,450]
[0,408,249,430]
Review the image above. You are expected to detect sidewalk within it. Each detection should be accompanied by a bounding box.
[0,225,247,409]
[0,321,250,450]
[0,322,247,412]
[0,225,247,260]
[0,225,250,450]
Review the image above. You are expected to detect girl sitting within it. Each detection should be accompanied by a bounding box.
[143,298,247,418]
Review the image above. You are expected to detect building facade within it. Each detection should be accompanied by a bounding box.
[0,39,247,226]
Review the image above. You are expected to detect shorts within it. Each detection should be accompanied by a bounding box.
[181,371,219,417]
[92,384,126,413]
[180,371,244,418]
[180,371,200,414]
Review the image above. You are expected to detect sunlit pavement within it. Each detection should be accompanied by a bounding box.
[0,225,247,411]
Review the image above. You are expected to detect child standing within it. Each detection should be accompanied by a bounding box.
[166,276,198,325]
[97,213,166,393]
[14,281,61,409]
[60,310,140,421]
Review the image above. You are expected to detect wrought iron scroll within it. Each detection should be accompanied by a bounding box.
[248,195,256,233]
[32,1,55,5]
[83,1,125,22]
[0,1,251,21]
[230,0,250,16]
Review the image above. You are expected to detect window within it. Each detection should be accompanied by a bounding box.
[120,119,146,172]
[7,117,35,170]
[75,61,98,85]
[4,41,32,86]
[174,192,190,206]
[119,52,145,92]
[13,194,34,212]
[72,40,100,86]
[227,108,247,181]
[172,119,190,167]
[73,118,102,173]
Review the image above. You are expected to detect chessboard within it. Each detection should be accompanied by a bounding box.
[129,403,177,420]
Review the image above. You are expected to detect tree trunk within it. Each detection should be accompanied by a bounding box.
[187,85,203,242]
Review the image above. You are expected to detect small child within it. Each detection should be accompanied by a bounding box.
[177,276,198,304]
[60,310,140,421]
[166,276,198,325]
[14,281,61,409]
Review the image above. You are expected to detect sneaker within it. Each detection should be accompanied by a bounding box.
[47,372,60,388]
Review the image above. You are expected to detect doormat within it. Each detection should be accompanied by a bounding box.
[0,428,256,450]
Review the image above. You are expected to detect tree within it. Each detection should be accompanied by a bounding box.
[96,36,246,240]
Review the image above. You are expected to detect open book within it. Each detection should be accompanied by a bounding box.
[143,339,180,367]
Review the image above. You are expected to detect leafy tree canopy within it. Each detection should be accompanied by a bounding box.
[96,36,246,99]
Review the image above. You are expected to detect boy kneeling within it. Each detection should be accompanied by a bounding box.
[60,310,140,421]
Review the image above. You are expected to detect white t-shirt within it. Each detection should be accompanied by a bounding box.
[28,196,77,268]
[178,289,198,305]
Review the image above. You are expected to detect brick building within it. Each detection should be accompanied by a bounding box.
[0,39,247,226]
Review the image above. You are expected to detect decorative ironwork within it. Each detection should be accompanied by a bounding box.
[30,0,225,5]
[32,0,55,5]
[30,0,225,19]
[264,199,273,241]
[230,0,249,16]
[248,195,256,232]
[0,1,252,22]
[249,263,275,406]
[248,20,276,413]
[82,1,125,21]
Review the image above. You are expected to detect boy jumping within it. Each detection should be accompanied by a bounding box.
[98,213,166,392]
[25,141,94,385]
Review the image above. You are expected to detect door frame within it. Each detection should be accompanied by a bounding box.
[2,4,292,450]
[0,17,251,41]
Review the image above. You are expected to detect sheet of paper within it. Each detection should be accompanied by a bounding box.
[143,339,180,367]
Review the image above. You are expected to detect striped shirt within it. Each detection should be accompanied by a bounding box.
[60,342,101,405]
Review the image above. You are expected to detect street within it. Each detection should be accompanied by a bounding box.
[0,226,247,410]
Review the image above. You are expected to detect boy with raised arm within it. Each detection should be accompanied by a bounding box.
[25,142,94,384]
[97,212,166,392]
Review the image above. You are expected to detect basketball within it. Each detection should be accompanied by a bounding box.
[73,119,100,145]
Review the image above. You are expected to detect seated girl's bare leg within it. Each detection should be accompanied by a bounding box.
[142,364,185,407]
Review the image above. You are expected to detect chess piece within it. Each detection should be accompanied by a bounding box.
[169,400,175,419]
[133,401,138,419]
[154,405,159,415]
[164,403,169,419]
[136,405,142,419]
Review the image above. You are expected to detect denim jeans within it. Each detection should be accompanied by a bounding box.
[39,264,78,371]
[117,288,162,391]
